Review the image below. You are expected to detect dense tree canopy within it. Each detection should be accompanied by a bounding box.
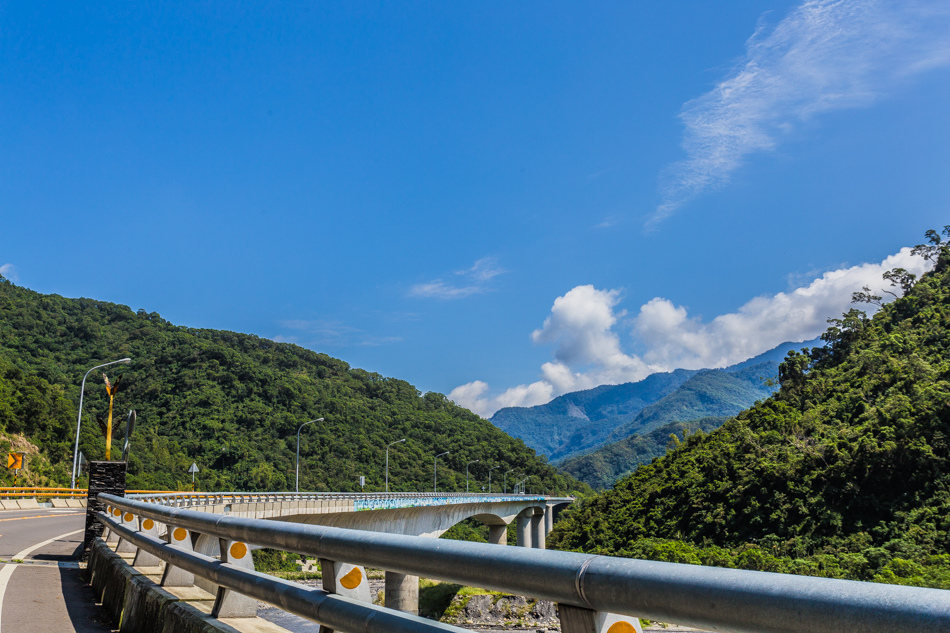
[0,276,587,495]
[550,238,950,588]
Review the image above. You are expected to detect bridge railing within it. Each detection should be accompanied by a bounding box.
[97,492,950,633]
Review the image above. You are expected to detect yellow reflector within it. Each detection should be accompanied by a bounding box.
[173,527,187,542]
[229,542,248,560]
[607,622,638,633]
[340,566,363,590]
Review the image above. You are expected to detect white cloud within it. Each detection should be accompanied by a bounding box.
[409,257,505,299]
[654,0,950,223]
[450,248,932,418]
[0,264,17,282]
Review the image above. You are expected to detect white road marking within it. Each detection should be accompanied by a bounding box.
[0,528,83,631]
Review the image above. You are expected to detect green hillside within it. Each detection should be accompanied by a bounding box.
[0,277,586,495]
[549,234,950,588]
[559,417,727,490]
[490,370,697,461]
[604,363,776,443]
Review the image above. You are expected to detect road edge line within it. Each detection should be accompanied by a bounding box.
[0,527,84,630]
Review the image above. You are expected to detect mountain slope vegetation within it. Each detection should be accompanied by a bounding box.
[0,277,585,494]
[549,238,950,588]
[490,370,696,461]
[558,417,727,490]
[492,342,806,463]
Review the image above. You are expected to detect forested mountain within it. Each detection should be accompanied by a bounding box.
[549,236,950,588]
[490,341,808,462]
[0,277,586,494]
[490,370,697,461]
[559,417,727,490]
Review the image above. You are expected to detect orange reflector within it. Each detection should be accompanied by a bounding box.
[340,566,363,590]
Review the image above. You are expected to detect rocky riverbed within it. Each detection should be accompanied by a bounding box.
[256,576,710,633]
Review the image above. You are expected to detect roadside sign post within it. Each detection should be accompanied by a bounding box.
[359,475,365,491]
[188,462,199,491]
[7,452,23,486]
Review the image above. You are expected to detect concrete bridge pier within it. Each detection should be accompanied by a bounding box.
[516,509,533,548]
[545,505,554,535]
[385,571,419,615]
[488,524,507,545]
[530,509,545,550]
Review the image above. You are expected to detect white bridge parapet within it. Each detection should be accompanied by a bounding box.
[129,491,573,546]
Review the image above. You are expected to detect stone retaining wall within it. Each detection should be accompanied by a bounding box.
[84,538,249,633]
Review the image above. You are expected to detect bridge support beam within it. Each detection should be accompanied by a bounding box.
[530,510,545,550]
[559,604,643,633]
[488,524,507,545]
[385,571,419,615]
[545,505,554,535]
[516,510,532,548]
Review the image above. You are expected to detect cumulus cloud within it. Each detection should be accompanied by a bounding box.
[409,257,505,299]
[654,0,950,223]
[450,248,932,417]
[0,264,17,282]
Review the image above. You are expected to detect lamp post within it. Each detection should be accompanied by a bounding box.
[487,466,500,493]
[434,451,449,492]
[465,460,479,493]
[385,438,405,493]
[296,418,324,493]
[504,469,514,494]
[71,357,131,489]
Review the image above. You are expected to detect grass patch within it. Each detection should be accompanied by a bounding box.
[267,570,323,581]
[418,579,506,620]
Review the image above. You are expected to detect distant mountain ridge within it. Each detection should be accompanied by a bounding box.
[490,340,818,462]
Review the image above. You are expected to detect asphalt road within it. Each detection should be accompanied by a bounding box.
[0,507,113,633]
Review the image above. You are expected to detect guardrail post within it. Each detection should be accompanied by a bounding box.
[115,511,138,554]
[132,516,163,567]
[384,571,419,615]
[559,604,643,633]
[516,509,533,547]
[211,539,257,618]
[488,524,507,545]
[105,508,122,545]
[530,508,545,550]
[161,526,195,587]
[320,557,373,630]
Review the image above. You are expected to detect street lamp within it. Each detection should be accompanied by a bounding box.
[385,438,405,493]
[465,460,479,493]
[296,418,324,493]
[504,469,515,494]
[72,357,131,488]
[487,466,500,493]
[434,451,450,492]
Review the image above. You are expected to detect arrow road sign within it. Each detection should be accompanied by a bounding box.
[7,453,23,470]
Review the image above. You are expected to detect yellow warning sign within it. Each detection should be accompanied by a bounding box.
[6,453,23,470]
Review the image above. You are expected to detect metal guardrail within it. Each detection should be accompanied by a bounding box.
[98,493,950,633]
[97,510,469,633]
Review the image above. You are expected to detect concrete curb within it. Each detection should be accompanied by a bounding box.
[84,539,247,633]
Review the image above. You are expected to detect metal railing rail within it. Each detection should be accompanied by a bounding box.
[99,493,950,633]
[96,511,469,633]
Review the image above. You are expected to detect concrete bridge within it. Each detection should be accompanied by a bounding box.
[136,491,571,546]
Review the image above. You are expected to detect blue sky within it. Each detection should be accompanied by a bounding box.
[2,1,949,416]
